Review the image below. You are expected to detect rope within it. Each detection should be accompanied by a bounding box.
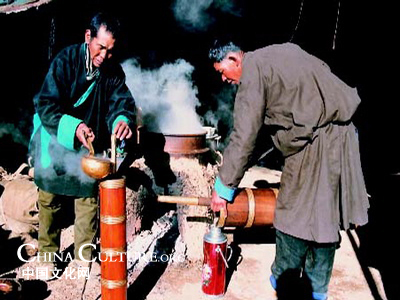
[332,0,341,50]
[100,214,126,225]
[101,278,127,289]
[244,188,256,228]
[289,0,305,42]
[100,178,125,189]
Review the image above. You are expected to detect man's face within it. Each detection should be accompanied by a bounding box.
[213,52,242,85]
[85,25,116,68]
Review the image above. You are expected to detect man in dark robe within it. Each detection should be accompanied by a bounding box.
[30,12,136,278]
[209,41,369,300]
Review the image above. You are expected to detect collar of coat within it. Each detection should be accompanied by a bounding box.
[85,43,100,81]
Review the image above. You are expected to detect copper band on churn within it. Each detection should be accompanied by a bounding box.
[244,188,256,228]
[100,177,127,300]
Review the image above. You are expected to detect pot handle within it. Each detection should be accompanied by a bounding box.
[85,134,95,156]
[214,150,223,167]
[216,245,233,268]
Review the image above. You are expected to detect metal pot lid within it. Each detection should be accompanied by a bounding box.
[204,226,227,244]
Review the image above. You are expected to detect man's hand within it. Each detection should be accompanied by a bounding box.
[211,190,228,212]
[114,121,133,140]
[76,123,95,150]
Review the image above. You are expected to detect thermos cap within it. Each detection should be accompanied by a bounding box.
[204,226,227,244]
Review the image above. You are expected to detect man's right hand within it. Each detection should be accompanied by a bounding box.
[76,123,95,150]
[211,190,228,213]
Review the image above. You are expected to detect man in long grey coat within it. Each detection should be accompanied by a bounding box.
[209,41,369,300]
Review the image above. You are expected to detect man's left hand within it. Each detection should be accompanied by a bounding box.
[114,121,133,140]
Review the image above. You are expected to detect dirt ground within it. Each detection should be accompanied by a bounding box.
[0,227,386,300]
[0,162,388,300]
[136,229,382,300]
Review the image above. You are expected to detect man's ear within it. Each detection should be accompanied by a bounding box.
[227,52,241,67]
[85,29,91,44]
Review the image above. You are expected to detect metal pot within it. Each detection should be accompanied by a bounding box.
[81,134,117,179]
[163,131,209,156]
[81,155,112,179]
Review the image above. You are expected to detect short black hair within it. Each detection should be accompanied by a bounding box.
[208,39,242,62]
[88,12,121,40]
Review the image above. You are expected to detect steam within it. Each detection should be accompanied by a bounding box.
[0,123,29,147]
[171,0,242,32]
[202,85,237,149]
[0,122,95,184]
[37,146,96,184]
[121,58,204,134]
[61,150,96,184]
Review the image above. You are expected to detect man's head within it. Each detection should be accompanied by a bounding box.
[209,40,244,85]
[85,12,121,68]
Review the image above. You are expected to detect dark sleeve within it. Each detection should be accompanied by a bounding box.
[34,56,67,135]
[34,52,83,151]
[219,56,267,188]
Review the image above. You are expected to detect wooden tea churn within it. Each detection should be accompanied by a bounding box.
[157,187,278,228]
[99,177,127,300]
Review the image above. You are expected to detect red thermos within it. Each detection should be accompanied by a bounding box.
[202,226,229,298]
